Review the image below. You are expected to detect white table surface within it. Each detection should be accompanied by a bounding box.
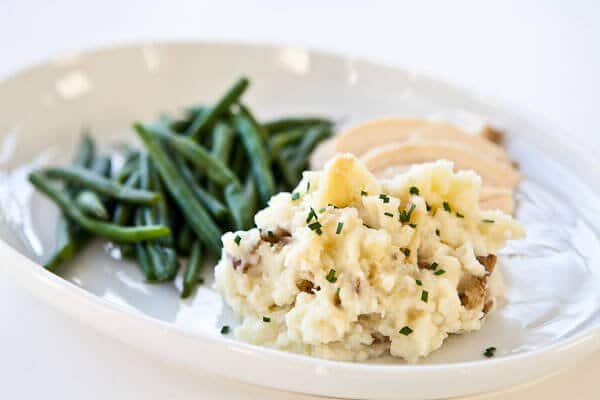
[1,1,598,399]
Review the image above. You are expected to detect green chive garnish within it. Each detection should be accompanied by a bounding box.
[426,202,431,212]
[306,181,311,192]
[409,223,417,228]
[434,269,446,276]
[401,248,410,257]
[234,235,241,246]
[482,219,495,223]
[220,326,230,334]
[263,316,271,323]
[361,190,368,196]
[379,194,390,203]
[484,346,496,358]
[409,186,419,195]
[291,192,300,201]
[416,279,423,286]
[435,229,440,236]
[326,268,337,283]
[443,202,451,212]
[399,326,413,336]
[267,230,274,238]
[308,221,322,234]
[399,204,416,223]
[456,212,464,218]
[336,222,344,234]
[384,212,394,218]
[306,207,318,223]
[421,290,428,303]
[430,262,438,270]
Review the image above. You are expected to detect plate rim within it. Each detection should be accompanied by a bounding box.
[1,40,599,398]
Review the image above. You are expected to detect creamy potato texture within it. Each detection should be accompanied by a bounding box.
[215,154,524,362]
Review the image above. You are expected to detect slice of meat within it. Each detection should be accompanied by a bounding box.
[335,118,512,164]
[360,141,520,189]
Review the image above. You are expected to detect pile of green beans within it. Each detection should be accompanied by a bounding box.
[28,76,333,298]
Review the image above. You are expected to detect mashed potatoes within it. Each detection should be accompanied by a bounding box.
[215,154,524,362]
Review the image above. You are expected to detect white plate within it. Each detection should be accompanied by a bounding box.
[0,42,599,400]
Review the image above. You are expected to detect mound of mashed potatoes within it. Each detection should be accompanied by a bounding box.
[215,154,525,362]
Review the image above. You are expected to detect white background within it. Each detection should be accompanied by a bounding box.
[1,1,598,399]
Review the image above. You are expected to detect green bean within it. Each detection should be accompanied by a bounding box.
[185,77,250,139]
[44,135,94,270]
[135,123,222,255]
[291,123,332,169]
[263,117,333,134]
[144,123,238,187]
[173,155,229,220]
[230,142,247,181]
[29,173,170,242]
[211,121,235,163]
[181,241,203,298]
[146,243,177,281]
[134,210,157,281]
[149,159,173,246]
[75,190,109,220]
[176,224,194,256]
[43,166,159,205]
[233,110,275,204]
[224,183,253,231]
[185,105,207,118]
[112,171,140,225]
[92,156,112,178]
[43,218,89,271]
[72,133,95,168]
[244,175,258,217]
[238,104,268,141]
[116,152,140,184]
[268,128,305,155]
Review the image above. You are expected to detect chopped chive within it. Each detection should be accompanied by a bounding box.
[409,223,417,228]
[426,202,431,212]
[291,192,300,201]
[482,219,495,223]
[401,248,410,257]
[267,230,274,238]
[234,235,241,246]
[308,221,322,235]
[421,290,429,303]
[399,326,413,336]
[336,222,344,234]
[399,204,416,223]
[409,186,419,195]
[361,190,368,196]
[306,207,318,223]
[306,180,311,192]
[456,212,464,218]
[379,194,390,203]
[443,202,451,212]
[484,346,497,358]
[220,326,230,334]
[430,262,438,270]
[336,287,341,297]
[326,268,337,283]
[384,212,394,218]
[363,223,372,229]
[319,207,326,213]
[434,269,446,276]
[263,316,271,323]
[416,279,423,286]
[435,229,440,236]
[328,203,339,209]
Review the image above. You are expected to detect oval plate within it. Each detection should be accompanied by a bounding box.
[0,42,599,400]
